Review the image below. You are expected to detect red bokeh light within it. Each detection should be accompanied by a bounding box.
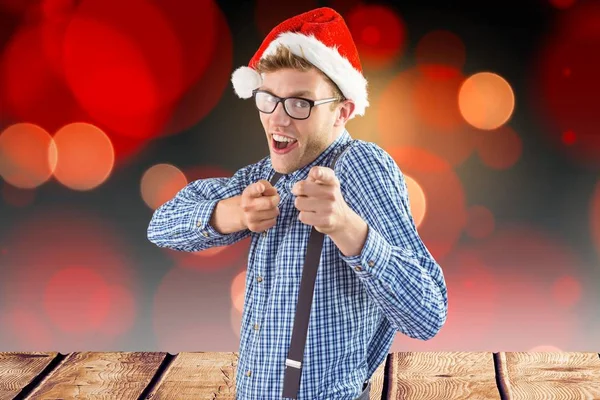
[386,147,467,261]
[160,2,233,136]
[346,4,406,69]
[378,67,477,166]
[0,25,87,133]
[0,308,54,351]
[0,208,138,350]
[552,275,582,308]
[44,266,112,334]
[394,224,590,351]
[533,1,600,168]
[62,0,183,139]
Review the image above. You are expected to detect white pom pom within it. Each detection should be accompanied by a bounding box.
[231,66,262,98]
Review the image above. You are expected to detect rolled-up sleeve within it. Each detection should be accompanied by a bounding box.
[336,142,448,340]
[147,160,263,252]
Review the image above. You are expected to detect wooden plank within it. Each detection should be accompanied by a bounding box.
[0,352,59,400]
[369,357,387,400]
[25,352,166,400]
[498,352,600,399]
[145,352,238,399]
[387,352,501,399]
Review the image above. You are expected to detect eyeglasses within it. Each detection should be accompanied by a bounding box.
[252,89,339,120]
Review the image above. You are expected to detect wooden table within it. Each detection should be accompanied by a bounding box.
[1,351,600,399]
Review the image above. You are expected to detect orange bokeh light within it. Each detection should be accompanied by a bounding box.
[459,72,515,130]
[404,174,427,228]
[0,123,56,188]
[53,122,115,190]
[231,269,246,314]
[378,67,477,166]
[141,163,188,210]
[386,146,467,261]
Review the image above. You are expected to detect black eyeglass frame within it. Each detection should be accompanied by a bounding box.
[252,89,340,120]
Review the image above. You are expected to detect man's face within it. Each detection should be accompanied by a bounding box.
[258,68,339,175]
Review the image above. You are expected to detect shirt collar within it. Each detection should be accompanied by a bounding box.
[268,129,352,183]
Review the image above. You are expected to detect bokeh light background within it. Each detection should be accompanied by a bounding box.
[1,0,600,352]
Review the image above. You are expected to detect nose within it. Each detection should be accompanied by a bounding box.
[270,101,291,126]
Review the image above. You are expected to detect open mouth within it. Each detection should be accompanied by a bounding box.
[271,134,298,154]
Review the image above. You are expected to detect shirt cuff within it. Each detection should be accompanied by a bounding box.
[339,224,393,279]
[190,199,229,240]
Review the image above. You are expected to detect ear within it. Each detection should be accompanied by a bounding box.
[334,100,356,127]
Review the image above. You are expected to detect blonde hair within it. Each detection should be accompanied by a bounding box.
[255,45,345,109]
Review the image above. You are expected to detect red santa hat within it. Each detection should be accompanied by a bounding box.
[231,7,369,118]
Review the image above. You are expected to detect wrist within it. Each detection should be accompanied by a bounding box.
[211,195,245,234]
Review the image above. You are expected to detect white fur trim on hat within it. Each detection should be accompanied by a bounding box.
[231,66,262,98]
[263,32,369,118]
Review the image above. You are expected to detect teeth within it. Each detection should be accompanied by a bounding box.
[273,134,297,143]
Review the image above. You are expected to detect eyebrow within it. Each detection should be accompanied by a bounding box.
[260,88,315,98]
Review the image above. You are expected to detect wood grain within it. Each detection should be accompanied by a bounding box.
[146,352,238,399]
[368,357,387,400]
[25,352,166,400]
[501,352,600,400]
[388,351,501,399]
[0,352,58,400]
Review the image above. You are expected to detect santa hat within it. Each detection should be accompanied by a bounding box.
[231,7,369,118]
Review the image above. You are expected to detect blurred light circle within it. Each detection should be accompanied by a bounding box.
[378,67,477,166]
[53,122,115,190]
[0,123,56,188]
[141,164,188,210]
[459,72,515,130]
[386,146,467,261]
[533,1,600,168]
[552,275,582,308]
[231,269,246,314]
[62,0,183,139]
[404,174,427,228]
[346,4,406,69]
[43,266,111,334]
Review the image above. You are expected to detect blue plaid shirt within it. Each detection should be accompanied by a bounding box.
[147,129,447,399]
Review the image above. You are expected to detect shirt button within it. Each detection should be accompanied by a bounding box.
[354,266,362,272]
[368,260,375,267]
[246,370,252,377]
[262,231,267,237]
[257,276,263,283]
[196,220,202,227]
[202,231,209,237]
[254,323,259,331]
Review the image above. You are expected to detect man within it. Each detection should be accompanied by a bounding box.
[148,7,447,400]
